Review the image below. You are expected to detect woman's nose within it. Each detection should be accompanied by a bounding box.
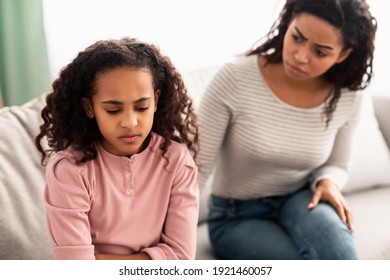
[294,47,309,63]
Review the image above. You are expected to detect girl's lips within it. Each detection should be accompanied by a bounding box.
[119,135,139,143]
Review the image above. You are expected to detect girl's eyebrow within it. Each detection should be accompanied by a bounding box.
[294,27,334,51]
[101,97,151,105]
[102,100,122,105]
[134,97,151,104]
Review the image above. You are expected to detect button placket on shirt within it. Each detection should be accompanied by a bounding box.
[124,157,135,196]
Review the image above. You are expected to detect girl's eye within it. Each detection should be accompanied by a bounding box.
[106,110,120,114]
[136,107,149,112]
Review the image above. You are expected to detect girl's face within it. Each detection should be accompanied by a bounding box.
[82,67,159,157]
[282,13,352,81]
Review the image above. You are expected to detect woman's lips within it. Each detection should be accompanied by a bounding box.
[285,62,306,76]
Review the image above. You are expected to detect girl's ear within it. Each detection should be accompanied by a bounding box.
[154,90,161,112]
[336,48,353,64]
[81,97,94,118]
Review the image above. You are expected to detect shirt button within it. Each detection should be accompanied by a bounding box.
[126,189,134,195]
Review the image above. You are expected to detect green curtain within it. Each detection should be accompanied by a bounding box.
[0,88,3,107]
[0,0,51,106]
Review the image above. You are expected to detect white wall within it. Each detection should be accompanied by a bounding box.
[43,0,283,73]
[43,0,388,94]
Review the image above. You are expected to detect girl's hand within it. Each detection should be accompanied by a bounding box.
[308,179,355,233]
[95,252,151,260]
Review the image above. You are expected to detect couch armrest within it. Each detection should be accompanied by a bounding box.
[0,95,52,259]
[372,94,390,149]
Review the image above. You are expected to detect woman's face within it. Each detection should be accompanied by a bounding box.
[282,12,352,81]
[82,67,159,157]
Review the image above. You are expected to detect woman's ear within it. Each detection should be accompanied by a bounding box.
[336,48,353,64]
[81,97,94,118]
[154,90,161,112]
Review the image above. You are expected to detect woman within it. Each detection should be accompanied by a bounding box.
[197,0,376,259]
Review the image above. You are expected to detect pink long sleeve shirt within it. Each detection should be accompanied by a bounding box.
[44,133,199,260]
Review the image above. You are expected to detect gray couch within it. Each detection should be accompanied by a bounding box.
[1,67,390,260]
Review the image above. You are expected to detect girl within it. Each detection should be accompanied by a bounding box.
[197,0,376,259]
[35,38,199,260]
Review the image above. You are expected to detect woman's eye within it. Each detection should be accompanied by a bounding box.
[316,50,326,57]
[292,34,302,42]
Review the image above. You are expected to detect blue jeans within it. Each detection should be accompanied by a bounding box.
[208,188,357,260]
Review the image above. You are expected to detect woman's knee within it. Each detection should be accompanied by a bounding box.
[279,191,357,259]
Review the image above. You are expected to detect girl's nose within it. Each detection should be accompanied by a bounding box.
[120,111,138,128]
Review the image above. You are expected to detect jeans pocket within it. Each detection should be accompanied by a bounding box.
[208,198,233,243]
[208,202,228,222]
[208,195,233,221]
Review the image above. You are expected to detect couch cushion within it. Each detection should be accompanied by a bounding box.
[0,96,52,259]
[343,93,390,194]
[347,186,390,259]
[195,223,215,260]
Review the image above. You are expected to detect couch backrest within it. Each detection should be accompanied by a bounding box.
[341,93,390,194]
[372,94,390,149]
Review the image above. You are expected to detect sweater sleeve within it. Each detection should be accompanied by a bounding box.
[196,62,237,191]
[44,153,94,259]
[141,151,199,260]
[310,92,363,191]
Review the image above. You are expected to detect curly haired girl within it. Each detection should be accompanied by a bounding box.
[35,38,199,260]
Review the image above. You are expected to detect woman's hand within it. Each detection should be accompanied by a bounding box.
[308,179,355,233]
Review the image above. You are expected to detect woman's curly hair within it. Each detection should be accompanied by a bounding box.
[247,0,377,126]
[35,37,199,165]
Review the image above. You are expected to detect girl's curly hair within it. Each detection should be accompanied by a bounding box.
[247,0,377,126]
[35,37,199,165]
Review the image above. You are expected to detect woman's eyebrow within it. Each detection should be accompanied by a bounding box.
[294,27,334,50]
[294,27,308,41]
